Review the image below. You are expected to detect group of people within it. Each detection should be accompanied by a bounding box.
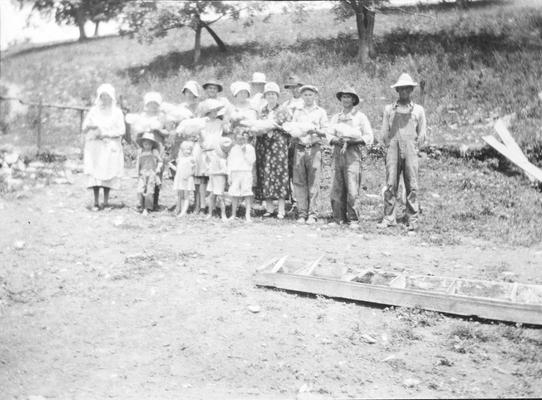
[82,71,426,230]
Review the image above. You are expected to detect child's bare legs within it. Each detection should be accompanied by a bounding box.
[175,191,182,215]
[244,196,252,222]
[230,197,239,220]
[198,181,208,213]
[207,194,216,219]
[138,193,145,211]
[92,187,100,209]
[194,184,201,213]
[180,191,190,216]
[217,196,226,221]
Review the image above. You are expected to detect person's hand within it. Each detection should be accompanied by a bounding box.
[227,175,232,186]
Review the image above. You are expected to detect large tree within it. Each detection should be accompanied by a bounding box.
[122,0,265,65]
[24,0,126,41]
[332,0,381,65]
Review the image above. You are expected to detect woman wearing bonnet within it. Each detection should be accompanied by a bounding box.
[83,83,125,210]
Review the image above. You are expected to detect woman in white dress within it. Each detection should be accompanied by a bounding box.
[82,83,125,210]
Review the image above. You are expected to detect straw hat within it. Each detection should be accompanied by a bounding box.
[231,81,251,97]
[284,74,303,89]
[136,131,159,148]
[200,99,224,116]
[250,72,266,84]
[182,80,200,97]
[336,86,360,106]
[202,80,223,92]
[391,73,417,88]
[263,82,280,96]
[144,92,163,106]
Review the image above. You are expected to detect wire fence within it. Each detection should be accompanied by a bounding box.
[0,95,89,152]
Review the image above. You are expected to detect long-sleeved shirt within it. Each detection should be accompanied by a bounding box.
[329,109,374,146]
[380,101,426,145]
[292,104,328,146]
[227,144,256,173]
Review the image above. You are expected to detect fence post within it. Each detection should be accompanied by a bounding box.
[37,97,43,153]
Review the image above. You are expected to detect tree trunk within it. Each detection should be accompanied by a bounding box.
[193,24,202,64]
[354,7,375,64]
[355,11,369,65]
[203,24,227,52]
[75,8,87,41]
[94,20,100,37]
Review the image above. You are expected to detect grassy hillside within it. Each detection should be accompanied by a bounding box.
[1,0,541,152]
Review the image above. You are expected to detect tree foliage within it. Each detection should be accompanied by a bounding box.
[122,0,267,65]
[23,0,126,40]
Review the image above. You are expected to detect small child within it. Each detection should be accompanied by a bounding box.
[136,132,163,215]
[227,130,256,222]
[173,140,196,217]
[206,137,232,221]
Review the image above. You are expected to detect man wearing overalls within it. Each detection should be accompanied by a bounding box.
[328,87,374,227]
[291,85,328,224]
[378,73,427,231]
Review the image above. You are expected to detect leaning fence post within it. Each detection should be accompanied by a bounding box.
[37,97,43,153]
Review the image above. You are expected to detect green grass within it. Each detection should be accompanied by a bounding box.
[1,0,542,245]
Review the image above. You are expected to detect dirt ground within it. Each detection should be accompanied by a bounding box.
[1,166,542,400]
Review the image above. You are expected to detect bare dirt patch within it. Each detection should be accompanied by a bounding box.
[1,170,541,399]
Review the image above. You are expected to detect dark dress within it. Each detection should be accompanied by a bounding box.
[255,104,291,200]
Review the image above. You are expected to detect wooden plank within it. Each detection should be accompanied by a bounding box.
[256,257,279,272]
[295,256,323,276]
[254,272,542,325]
[270,255,289,273]
[494,119,528,163]
[483,136,542,182]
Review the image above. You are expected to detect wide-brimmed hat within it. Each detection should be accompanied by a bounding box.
[263,82,280,96]
[182,80,200,97]
[202,80,223,92]
[144,92,163,106]
[391,73,417,88]
[284,74,303,89]
[136,131,159,148]
[231,81,251,97]
[250,72,266,84]
[299,84,319,94]
[336,86,360,106]
[200,98,224,116]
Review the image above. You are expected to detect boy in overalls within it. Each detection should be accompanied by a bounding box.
[378,73,426,231]
[291,85,328,224]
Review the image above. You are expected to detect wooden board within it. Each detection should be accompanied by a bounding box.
[255,272,542,325]
[483,135,542,182]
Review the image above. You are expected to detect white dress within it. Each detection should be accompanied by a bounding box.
[83,105,125,189]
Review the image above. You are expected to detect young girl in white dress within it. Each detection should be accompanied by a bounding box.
[173,140,196,217]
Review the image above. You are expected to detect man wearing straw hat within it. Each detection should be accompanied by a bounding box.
[249,72,267,111]
[291,84,328,224]
[378,73,427,231]
[328,86,374,227]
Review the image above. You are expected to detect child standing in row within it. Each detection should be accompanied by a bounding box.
[206,137,232,221]
[136,132,163,215]
[173,140,196,217]
[228,130,256,222]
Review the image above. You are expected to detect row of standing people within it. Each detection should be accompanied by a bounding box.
[83,72,426,230]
